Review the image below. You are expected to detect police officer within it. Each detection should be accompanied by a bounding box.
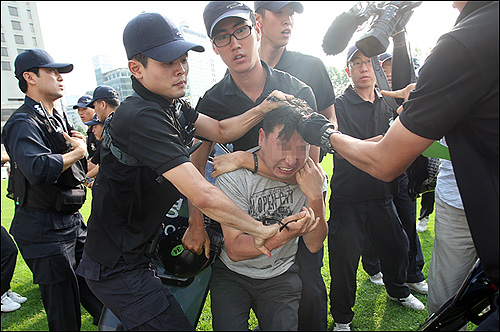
[75,13,297,331]
[2,49,103,330]
[84,85,120,181]
[73,94,99,174]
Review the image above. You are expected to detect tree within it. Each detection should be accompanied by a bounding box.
[327,66,350,96]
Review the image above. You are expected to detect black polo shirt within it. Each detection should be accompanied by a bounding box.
[196,60,317,152]
[85,77,198,268]
[331,86,397,202]
[399,1,499,285]
[275,49,335,113]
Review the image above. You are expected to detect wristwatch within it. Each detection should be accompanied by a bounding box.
[320,125,340,154]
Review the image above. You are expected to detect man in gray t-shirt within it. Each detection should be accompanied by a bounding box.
[210,101,328,331]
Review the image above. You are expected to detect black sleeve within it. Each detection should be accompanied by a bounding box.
[399,35,484,140]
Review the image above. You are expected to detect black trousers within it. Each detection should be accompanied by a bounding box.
[295,238,328,331]
[362,174,425,283]
[78,252,193,331]
[328,198,410,324]
[1,225,18,295]
[16,224,103,331]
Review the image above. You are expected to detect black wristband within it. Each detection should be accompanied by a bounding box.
[252,152,258,174]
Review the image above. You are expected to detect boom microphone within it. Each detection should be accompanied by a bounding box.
[322,12,360,56]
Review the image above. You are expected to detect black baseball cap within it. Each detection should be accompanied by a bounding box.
[86,85,120,108]
[203,2,253,39]
[14,49,73,78]
[254,1,304,13]
[73,95,93,109]
[379,53,393,64]
[346,45,367,64]
[123,12,204,62]
[84,114,104,127]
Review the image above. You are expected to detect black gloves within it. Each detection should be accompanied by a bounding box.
[298,113,333,146]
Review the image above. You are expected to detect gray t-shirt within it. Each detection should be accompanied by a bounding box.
[216,168,307,279]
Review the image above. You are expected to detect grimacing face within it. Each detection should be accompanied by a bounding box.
[258,125,310,180]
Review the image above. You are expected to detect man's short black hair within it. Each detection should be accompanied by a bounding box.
[131,53,149,68]
[262,98,313,142]
[100,98,120,108]
[18,67,39,93]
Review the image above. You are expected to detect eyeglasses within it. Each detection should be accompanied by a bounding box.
[349,59,372,68]
[212,25,253,48]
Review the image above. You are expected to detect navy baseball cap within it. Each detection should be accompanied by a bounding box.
[254,1,304,13]
[379,52,392,64]
[204,2,253,39]
[73,95,93,109]
[86,85,120,108]
[346,45,368,64]
[123,12,204,63]
[84,114,104,127]
[14,49,73,78]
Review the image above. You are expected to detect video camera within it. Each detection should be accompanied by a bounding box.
[322,1,422,58]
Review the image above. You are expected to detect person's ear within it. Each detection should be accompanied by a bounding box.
[22,71,37,85]
[345,67,351,78]
[258,128,265,147]
[128,59,144,79]
[212,42,220,56]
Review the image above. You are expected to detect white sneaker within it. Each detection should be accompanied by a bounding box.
[387,293,425,311]
[7,290,27,304]
[369,272,385,286]
[1,292,21,313]
[408,280,429,295]
[416,216,429,232]
[334,322,351,331]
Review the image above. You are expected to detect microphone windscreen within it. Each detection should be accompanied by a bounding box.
[322,12,360,56]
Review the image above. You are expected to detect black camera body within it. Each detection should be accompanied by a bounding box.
[322,1,422,58]
[356,1,422,58]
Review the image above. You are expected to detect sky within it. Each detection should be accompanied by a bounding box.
[35,1,460,98]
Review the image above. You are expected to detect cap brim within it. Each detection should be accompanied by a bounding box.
[85,100,96,108]
[143,40,204,63]
[263,2,304,14]
[209,11,251,38]
[39,63,73,74]
[73,102,89,109]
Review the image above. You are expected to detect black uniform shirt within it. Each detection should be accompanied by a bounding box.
[196,60,317,152]
[331,86,398,202]
[86,129,101,166]
[275,49,335,112]
[85,77,198,268]
[399,1,499,285]
[1,96,83,257]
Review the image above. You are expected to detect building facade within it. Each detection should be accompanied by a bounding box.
[179,22,222,107]
[1,1,45,124]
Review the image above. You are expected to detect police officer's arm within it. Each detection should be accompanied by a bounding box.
[61,131,87,172]
[298,112,433,182]
[184,139,214,258]
[222,207,317,262]
[162,161,280,257]
[329,118,433,181]
[194,90,293,144]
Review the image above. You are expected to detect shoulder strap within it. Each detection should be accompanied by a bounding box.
[101,113,145,167]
